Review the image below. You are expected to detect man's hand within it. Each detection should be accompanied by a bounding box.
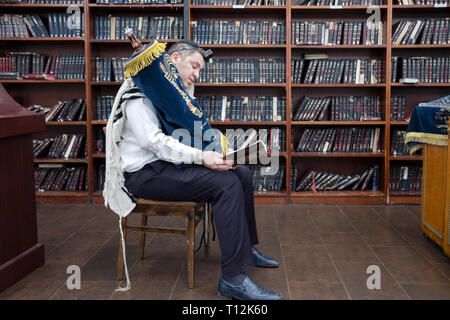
[202,151,233,171]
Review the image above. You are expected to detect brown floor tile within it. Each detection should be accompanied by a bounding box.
[2,203,448,301]
[281,245,341,283]
[372,246,450,285]
[45,231,115,266]
[289,282,349,300]
[333,261,409,300]
[0,262,68,300]
[277,218,321,245]
[171,281,222,300]
[50,281,118,300]
[81,244,138,281]
[109,278,174,300]
[321,233,380,263]
[401,284,450,300]
[310,207,356,233]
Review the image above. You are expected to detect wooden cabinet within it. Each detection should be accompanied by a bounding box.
[420,128,450,257]
[0,84,45,293]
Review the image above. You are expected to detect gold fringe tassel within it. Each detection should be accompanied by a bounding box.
[124,41,167,78]
[405,131,448,155]
[220,133,228,155]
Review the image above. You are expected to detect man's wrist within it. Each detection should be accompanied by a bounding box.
[194,149,203,165]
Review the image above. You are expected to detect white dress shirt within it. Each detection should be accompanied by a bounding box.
[119,96,200,173]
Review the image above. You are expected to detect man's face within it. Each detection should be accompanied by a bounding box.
[170,50,204,90]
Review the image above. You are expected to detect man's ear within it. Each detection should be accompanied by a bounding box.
[170,52,181,65]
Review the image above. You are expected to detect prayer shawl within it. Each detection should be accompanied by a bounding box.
[124,40,227,165]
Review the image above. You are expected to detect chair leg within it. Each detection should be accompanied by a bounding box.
[203,202,211,261]
[187,209,195,289]
[138,214,148,260]
[117,217,127,281]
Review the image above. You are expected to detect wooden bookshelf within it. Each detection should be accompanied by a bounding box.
[2,0,449,204]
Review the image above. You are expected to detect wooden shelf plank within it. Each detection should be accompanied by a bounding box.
[0,37,84,41]
[292,5,388,9]
[210,121,287,125]
[292,83,386,87]
[291,191,384,197]
[293,45,387,49]
[291,152,385,157]
[196,83,287,87]
[36,191,88,197]
[46,121,87,126]
[392,44,450,49]
[89,3,183,7]
[391,83,450,87]
[389,155,423,161]
[291,121,385,125]
[34,158,88,163]
[0,80,85,84]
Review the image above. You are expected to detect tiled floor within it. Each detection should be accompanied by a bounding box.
[1,203,449,300]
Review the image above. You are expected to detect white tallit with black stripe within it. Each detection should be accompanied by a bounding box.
[103,78,146,292]
[103,77,145,217]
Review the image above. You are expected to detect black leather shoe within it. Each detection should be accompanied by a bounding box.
[218,276,282,300]
[252,247,279,268]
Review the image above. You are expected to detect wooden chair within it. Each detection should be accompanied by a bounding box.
[117,198,211,289]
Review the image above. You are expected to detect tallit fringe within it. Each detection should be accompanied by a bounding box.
[124,41,167,78]
[115,218,131,292]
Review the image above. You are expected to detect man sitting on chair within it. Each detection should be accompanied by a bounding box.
[105,37,282,300]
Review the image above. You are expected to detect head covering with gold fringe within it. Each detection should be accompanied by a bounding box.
[124,40,226,165]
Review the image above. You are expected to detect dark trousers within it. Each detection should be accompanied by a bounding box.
[124,160,258,278]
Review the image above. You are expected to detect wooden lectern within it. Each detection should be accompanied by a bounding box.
[0,84,46,293]
[420,124,450,257]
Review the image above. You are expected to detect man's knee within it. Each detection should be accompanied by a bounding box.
[234,165,253,187]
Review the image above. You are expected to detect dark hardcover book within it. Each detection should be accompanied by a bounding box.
[337,174,360,190]
[360,166,375,190]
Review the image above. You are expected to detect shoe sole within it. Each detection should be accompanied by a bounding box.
[217,292,242,300]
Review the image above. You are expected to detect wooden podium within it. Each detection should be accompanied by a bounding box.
[420,125,450,257]
[0,84,46,293]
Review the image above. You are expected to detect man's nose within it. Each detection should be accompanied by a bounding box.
[193,70,199,79]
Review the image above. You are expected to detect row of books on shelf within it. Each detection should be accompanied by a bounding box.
[390,165,422,192]
[95,57,126,82]
[292,56,382,84]
[392,18,450,45]
[45,98,86,121]
[96,96,113,121]
[295,0,382,4]
[391,56,450,83]
[191,20,286,45]
[198,58,286,84]
[96,127,105,153]
[0,0,83,3]
[95,0,182,3]
[0,14,84,38]
[199,96,286,122]
[226,127,286,152]
[390,96,406,120]
[250,165,285,192]
[0,52,85,79]
[292,165,379,192]
[192,0,285,4]
[296,127,381,153]
[35,165,87,192]
[390,130,412,156]
[94,15,183,40]
[292,20,383,46]
[293,95,381,121]
[396,0,449,5]
[33,134,87,159]
[98,164,105,191]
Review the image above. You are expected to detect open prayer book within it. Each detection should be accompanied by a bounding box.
[224,139,268,165]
